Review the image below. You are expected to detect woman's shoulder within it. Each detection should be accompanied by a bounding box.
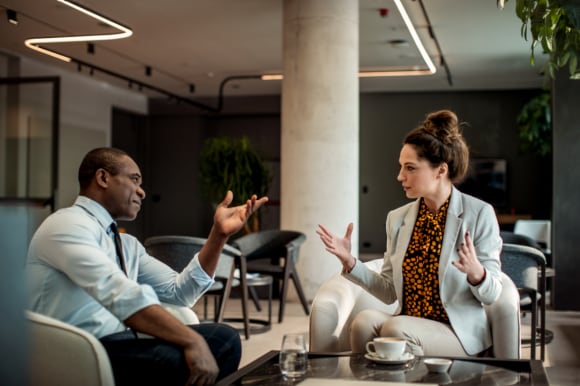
[456,189,493,209]
[454,189,496,219]
[388,200,417,217]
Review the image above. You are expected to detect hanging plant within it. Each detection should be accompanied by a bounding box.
[199,136,271,233]
[498,0,580,79]
[517,92,552,156]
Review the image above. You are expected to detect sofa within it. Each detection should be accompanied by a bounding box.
[309,259,521,359]
[26,304,199,386]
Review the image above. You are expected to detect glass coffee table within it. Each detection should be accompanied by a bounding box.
[216,351,550,385]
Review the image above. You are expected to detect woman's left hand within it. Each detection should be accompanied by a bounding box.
[452,231,486,285]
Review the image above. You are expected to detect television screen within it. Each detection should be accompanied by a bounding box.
[457,158,507,209]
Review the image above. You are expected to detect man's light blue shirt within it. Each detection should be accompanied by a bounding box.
[27,196,214,338]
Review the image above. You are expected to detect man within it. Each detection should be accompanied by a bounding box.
[26,147,268,385]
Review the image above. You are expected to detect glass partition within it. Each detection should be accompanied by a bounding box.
[0,77,59,210]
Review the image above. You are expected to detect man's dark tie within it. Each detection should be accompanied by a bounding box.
[110,223,127,275]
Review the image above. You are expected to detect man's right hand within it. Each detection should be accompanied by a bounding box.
[183,335,219,385]
[124,305,220,385]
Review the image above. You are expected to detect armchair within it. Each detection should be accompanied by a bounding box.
[26,305,199,386]
[309,259,521,359]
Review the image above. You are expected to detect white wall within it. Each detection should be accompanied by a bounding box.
[19,56,148,208]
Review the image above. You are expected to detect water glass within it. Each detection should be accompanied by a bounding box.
[279,333,307,378]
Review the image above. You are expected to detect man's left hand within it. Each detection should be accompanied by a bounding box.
[213,191,268,237]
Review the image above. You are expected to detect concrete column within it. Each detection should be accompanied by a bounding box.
[281,0,359,300]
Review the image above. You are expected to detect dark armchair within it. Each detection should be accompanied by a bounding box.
[231,230,310,323]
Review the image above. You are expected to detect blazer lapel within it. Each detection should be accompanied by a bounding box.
[392,200,420,292]
[440,187,464,278]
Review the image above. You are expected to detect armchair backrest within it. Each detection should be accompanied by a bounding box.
[500,243,546,291]
[144,235,240,280]
[231,230,306,263]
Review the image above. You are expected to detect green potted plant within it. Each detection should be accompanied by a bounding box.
[498,0,580,79]
[199,136,271,234]
[517,92,552,156]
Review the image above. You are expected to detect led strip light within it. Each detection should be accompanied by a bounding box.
[24,0,132,63]
[262,0,436,79]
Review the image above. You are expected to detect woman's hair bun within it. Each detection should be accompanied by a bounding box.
[404,109,469,183]
[422,110,460,144]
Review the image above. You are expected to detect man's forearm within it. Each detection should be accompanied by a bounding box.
[124,304,204,348]
[197,225,229,277]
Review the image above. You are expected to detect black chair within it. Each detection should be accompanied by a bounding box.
[231,230,310,323]
[500,243,547,360]
[500,230,542,250]
[144,235,240,322]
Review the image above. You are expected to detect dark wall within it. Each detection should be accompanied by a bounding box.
[113,97,282,241]
[359,90,551,253]
[114,90,552,258]
[552,73,580,310]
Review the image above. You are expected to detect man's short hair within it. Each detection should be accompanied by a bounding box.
[78,147,128,190]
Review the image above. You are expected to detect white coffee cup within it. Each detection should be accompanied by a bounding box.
[365,337,406,359]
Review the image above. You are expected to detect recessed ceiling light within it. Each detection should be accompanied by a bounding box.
[388,39,410,48]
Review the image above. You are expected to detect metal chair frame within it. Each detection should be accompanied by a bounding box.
[500,243,547,360]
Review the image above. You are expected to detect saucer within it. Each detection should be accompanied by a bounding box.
[364,352,415,365]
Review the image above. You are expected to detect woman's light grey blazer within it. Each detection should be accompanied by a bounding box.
[345,186,503,355]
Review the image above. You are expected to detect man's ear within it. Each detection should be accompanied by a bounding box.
[96,169,108,188]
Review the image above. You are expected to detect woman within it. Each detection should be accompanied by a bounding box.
[317,109,502,357]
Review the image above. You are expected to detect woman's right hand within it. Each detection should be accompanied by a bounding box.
[317,223,355,271]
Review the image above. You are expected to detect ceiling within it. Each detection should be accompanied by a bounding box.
[0,0,547,102]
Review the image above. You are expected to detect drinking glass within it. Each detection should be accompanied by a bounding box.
[279,333,307,378]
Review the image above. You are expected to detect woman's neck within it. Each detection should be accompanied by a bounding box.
[423,184,453,214]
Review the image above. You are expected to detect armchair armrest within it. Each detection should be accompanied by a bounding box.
[26,311,115,386]
[162,303,199,325]
[309,259,397,352]
[486,272,521,359]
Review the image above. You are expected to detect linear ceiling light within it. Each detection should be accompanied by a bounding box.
[262,0,436,80]
[24,0,133,62]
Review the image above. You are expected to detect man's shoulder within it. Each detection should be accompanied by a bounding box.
[36,205,100,236]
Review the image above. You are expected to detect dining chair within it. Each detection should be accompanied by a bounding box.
[231,230,309,323]
[500,243,547,360]
[144,235,241,322]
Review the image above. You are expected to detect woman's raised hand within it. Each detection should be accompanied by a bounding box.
[317,223,355,270]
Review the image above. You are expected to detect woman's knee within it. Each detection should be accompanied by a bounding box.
[379,316,410,339]
[349,310,389,353]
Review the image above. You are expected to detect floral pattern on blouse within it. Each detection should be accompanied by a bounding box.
[401,197,451,323]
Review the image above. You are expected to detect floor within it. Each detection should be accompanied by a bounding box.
[193,297,580,385]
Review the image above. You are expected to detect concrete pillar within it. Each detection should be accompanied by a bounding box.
[281,0,359,300]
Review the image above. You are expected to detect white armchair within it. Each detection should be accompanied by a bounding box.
[26,304,199,386]
[309,259,521,359]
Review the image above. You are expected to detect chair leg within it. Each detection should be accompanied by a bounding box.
[278,269,292,323]
[239,258,250,340]
[540,266,547,361]
[531,293,537,360]
[203,296,209,321]
[249,286,262,312]
[291,271,310,316]
[216,264,235,323]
